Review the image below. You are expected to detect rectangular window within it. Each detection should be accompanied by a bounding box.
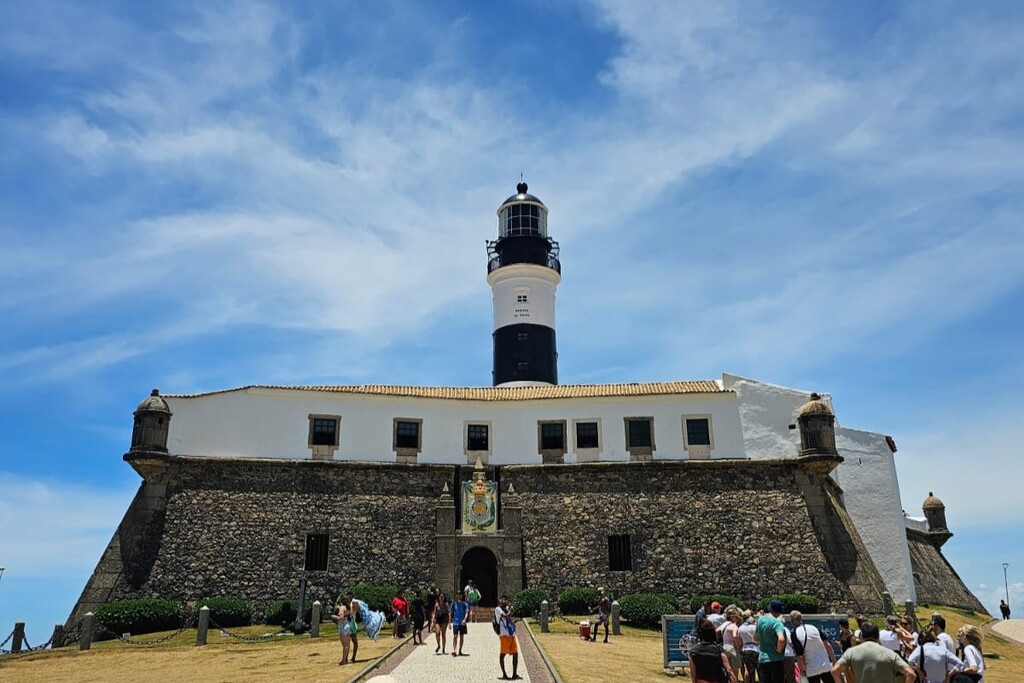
[540,422,565,450]
[685,418,711,446]
[626,418,653,448]
[305,533,329,571]
[608,534,633,571]
[311,418,338,446]
[467,424,489,451]
[516,294,529,303]
[395,420,420,449]
[576,421,599,449]
[517,332,529,341]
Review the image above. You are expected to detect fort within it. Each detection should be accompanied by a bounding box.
[68,183,982,627]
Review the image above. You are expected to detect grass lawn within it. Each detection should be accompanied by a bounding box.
[530,608,1024,683]
[0,622,402,683]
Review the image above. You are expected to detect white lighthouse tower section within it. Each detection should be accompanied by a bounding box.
[487,263,560,335]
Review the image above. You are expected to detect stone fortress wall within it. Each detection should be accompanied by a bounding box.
[70,452,894,626]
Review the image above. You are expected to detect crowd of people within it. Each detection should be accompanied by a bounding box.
[689,599,988,683]
[330,580,524,679]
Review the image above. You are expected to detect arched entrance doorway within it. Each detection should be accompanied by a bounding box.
[459,546,498,607]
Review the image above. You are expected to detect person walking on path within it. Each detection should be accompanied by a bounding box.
[465,579,481,622]
[330,597,354,666]
[410,590,426,645]
[590,588,611,643]
[831,621,916,683]
[496,594,522,680]
[392,590,409,639]
[1000,599,1011,620]
[432,592,450,654]
[451,590,469,656]
[789,610,837,683]
[755,599,788,683]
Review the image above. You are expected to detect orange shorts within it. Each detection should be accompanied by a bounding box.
[500,635,518,655]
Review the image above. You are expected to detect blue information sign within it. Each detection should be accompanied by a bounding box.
[662,615,697,667]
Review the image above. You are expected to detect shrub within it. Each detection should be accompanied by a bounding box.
[558,588,600,615]
[342,583,398,614]
[197,597,252,628]
[619,593,678,629]
[95,598,186,636]
[688,595,747,613]
[512,588,550,618]
[756,594,820,614]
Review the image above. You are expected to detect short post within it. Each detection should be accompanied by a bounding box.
[905,600,917,629]
[611,600,621,636]
[51,624,65,649]
[12,622,25,653]
[539,600,549,633]
[311,601,322,638]
[79,613,94,651]
[196,606,210,646]
[882,591,895,615]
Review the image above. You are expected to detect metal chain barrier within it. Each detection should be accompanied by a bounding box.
[0,630,53,655]
[0,630,14,652]
[92,606,198,647]
[208,618,289,643]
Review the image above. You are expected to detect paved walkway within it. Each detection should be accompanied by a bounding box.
[991,618,1024,644]
[369,624,533,683]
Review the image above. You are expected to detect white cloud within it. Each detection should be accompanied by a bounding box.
[0,474,136,574]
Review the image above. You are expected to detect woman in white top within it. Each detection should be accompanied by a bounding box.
[960,625,986,682]
[717,605,743,682]
[879,615,902,652]
[908,628,963,683]
[737,611,759,683]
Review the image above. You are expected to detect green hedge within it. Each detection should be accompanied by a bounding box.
[689,595,746,613]
[756,594,820,614]
[513,588,550,618]
[558,588,600,615]
[95,598,186,636]
[619,593,678,629]
[342,583,398,614]
[197,597,252,628]
[264,600,311,626]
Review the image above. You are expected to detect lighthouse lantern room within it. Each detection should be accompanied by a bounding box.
[487,182,561,386]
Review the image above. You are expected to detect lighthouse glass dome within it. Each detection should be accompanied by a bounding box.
[498,202,548,238]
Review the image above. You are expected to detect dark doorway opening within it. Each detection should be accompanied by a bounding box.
[459,546,498,608]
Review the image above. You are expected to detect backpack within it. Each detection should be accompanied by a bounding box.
[492,609,501,635]
[789,625,807,657]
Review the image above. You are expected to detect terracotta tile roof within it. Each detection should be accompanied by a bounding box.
[168,381,727,401]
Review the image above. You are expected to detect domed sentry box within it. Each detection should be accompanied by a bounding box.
[130,389,172,453]
[922,492,953,547]
[796,392,843,474]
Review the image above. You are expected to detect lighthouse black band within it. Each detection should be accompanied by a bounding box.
[492,324,557,385]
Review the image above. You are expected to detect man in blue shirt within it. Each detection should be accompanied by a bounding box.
[450,590,469,657]
[755,600,788,683]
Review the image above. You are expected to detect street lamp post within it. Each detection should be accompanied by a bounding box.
[0,566,5,583]
[1003,565,1011,610]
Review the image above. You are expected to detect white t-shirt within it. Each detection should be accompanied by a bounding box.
[936,631,956,654]
[718,621,739,648]
[793,624,833,677]
[963,644,985,681]
[879,628,901,652]
[908,642,963,683]
[738,622,758,652]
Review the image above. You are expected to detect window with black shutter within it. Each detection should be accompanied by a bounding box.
[305,534,329,571]
[608,534,633,571]
[685,418,711,446]
[311,418,338,446]
[467,424,489,451]
[540,421,565,450]
[576,421,599,449]
[395,420,420,449]
[626,418,653,448]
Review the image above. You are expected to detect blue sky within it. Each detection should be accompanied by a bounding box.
[2,0,1023,643]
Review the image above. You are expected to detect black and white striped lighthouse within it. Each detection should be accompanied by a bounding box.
[487,181,561,386]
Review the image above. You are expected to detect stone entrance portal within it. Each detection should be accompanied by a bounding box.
[434,461,523,602]
[460,546,498,607]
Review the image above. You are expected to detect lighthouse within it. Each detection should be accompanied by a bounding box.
[487,181,561,386]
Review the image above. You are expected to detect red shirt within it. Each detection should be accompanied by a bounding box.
[392,596,409,618]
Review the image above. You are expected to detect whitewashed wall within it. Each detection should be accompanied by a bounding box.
[722,373,916,603]
[164,388,746,465]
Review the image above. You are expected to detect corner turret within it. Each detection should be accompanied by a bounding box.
[796,392,843,473]
[922,492,953,547]
[130,389,171,453]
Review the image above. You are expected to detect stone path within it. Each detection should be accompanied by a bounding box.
[991,618,1024,644]
[368,623,533,683]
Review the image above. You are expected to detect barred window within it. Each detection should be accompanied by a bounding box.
[395,420,420,449]
[467,424,489,451]
[311,418,338,446]
[540,422,565,450]
[305,534,329,571]
[685,418,711,446]
[626,418,653,448]
[576,421,599,449]
[608,534,633,571]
